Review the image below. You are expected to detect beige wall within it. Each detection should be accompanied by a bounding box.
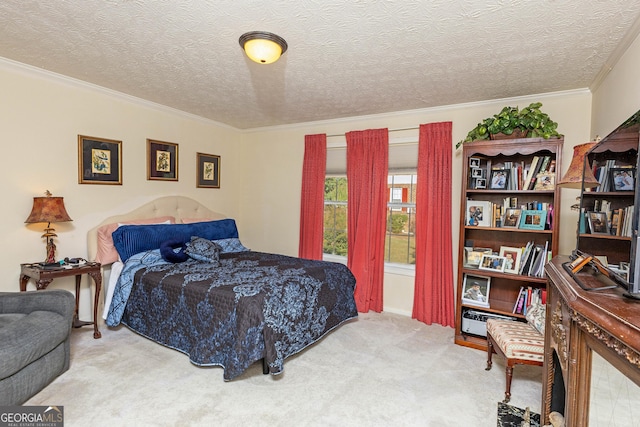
[3,28,638,318]
[0,60,243,316]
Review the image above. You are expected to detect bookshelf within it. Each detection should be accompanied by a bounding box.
[577,116,639,269]
[455,137,563,351]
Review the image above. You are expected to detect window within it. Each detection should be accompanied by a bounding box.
[323,140,418,266]
[385,174,417,265]
[323,174,417,265]
[323,177,348,256]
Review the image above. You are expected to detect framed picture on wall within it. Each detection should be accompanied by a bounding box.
[147,139,178,181]
[78,135,122,185]
[196,153,220,188]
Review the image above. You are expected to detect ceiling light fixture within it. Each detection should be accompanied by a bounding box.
[239,31,288,64]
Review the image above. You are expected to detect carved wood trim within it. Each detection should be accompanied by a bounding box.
[551,300,568,366]
[571,310,640,369]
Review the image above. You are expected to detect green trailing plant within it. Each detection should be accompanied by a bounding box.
[456,102,561,149]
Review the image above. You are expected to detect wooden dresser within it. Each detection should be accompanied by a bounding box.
[543,256,640,425]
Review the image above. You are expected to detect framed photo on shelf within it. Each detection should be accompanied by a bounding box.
[489,169,509,189]
[474,178,486,189]
[587,211,609,235]
[77,135,122,185]
[499,246,522,274]
[466,200,492,227]
[502,208,521,228]
[463,247,492,268]
[479,254,506,273]
[196,153,220,188]
[462,274,490,307]
[147,139,178,181]
[609,168,635,191]
[469,157,481,168]
[534,172,555,190]
[471,167,484,178]
[519,209,547,230]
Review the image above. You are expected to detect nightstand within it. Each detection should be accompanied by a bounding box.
[20,262,102,338]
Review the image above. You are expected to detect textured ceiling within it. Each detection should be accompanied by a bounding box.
[1,1,640,129]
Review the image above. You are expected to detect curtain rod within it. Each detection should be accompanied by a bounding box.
[326,126,419,138]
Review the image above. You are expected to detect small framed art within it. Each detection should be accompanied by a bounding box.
[479,254,506,273]
[463,247,492,268]
[489,169,509,189]
[78,135,122,185]
[471,168,484,178]
[462,274,490,307]
[520,209,547,230]
[587,211,609,235]
[196,153,220,188]
[466,200,492,227]
[469,157,481,168]
[474,178,487,189]
[610,168,635,191]
[502,208,521,228]
[534,172,555,190]
[499,246,522,274]
[147,139,178,181]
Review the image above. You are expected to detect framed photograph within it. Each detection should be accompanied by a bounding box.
[147,139,178,181]
[462,274,490,307]
[466,200,492,227]
[519,209,547,230]
[610,168,635,191]
[463,247,492,268]
[502,208,522,228]
[196,153,220,188]
[489,169,509,189]
[534,172,555,190]
[479,254,507,273]
[471,168,484,178]
[499,246,522,274]
[474,178,486,189]
[78,135,122,185]
[587,211,609,235]
[469,157,481,168]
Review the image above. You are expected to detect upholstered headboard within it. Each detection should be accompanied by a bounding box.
[87,196,226,262]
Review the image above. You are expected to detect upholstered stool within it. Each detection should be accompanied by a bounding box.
[485,318,544,403]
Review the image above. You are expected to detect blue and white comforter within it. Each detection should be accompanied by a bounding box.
[106,250,357,380]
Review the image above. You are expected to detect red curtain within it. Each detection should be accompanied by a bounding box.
[298,134,327,260]
[412,122,455,327]
[346,129,388,312]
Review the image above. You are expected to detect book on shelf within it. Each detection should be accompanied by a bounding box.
[522,156,540,190]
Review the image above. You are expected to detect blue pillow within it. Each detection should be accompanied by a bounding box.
[160,239,189,263]
[216,238,250,253]
[113,219,239,262]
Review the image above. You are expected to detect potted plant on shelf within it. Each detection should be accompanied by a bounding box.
[456,102,561,149]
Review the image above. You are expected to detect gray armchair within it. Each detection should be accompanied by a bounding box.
[0,290,74,405]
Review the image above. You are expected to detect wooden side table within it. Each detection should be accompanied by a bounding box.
[20,262,102,338]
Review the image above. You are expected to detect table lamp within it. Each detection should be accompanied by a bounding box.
[25,190,73,263]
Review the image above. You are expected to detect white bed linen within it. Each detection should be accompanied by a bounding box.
[102,260,124,319]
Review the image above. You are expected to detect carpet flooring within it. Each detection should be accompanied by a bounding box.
[25,312,543,426]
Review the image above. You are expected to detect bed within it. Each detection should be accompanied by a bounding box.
[87,196,358,380]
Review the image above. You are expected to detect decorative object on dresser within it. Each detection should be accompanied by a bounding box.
[455,136,562,351]
[78,134,122,185]
[24,190,73,263]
